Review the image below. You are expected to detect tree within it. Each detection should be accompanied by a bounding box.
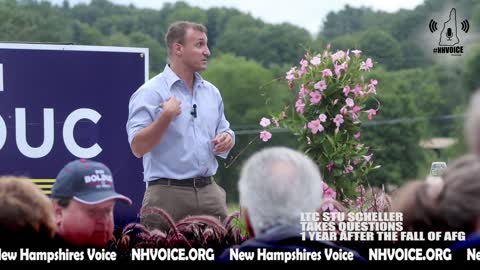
[129,31,166,74]
[464,45,480,94]
[358,30,403,70]
[361,69,428,186]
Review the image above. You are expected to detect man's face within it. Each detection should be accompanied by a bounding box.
[56,199,115,248]
[179,28,210,72]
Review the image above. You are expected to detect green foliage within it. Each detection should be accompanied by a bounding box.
[329,34,361,52]
[202,54,288,125]
[464,44,480,94]
[358,30,403,70]
[321,5,391,39]
[361,69,428,186]
[215,15,311,67]
[163,1,208,26]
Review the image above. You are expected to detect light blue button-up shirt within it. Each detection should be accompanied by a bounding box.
[126,65,235,182]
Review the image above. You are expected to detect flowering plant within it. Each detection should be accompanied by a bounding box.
[259,45,381,200]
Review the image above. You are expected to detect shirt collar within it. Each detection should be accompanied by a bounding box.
[164,64,205,90]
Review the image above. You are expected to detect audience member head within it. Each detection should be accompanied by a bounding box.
[238,147,323,237]
[437,154,480,234]
[0,176,56,247]
[465,89,480,155]
[51,159,132,248]
[392,179,445,232]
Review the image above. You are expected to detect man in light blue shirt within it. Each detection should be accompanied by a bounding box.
[126,21,234,231]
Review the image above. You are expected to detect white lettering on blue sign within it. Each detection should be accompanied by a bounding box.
[0,108,102,158]
[0,64,3,92]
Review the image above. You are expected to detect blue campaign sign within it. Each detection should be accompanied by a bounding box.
[0,43,147,227]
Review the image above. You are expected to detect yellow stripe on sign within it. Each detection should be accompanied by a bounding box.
[30,179,55,195]
[31,179,56,183]
[36,184,54,189]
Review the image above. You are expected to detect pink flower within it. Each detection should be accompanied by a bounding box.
[259,131,272,142]
[309,91,322,104]
[368,79,378,94]
[331,50,346,62]
[334,62,347,77]
[351,105,361,119]
[346,98,354,108]
[363,153,373,163]
[353,158,359,165]
[360,58,373,71]
[333,114,344,128]
[310,55,321,66]
[259,117,271,128]
[367,109,377,120]
[307,119,324,134]
[343,85,350,96]
[285,66,297,81]
[324,187,337,199]
[314,80,327,91]
[354,132,361,139]
[340,106,348,115]
[295,99,305,114]
[298,84,309,98]
[355,197,365,209]
[322,69,333,77]
[326,163,334,173]
[356,185,366,195]
[322,181,329,191]
[300,59,308,71]
[351,49,362,57]
[353,84,362,96]
[318,114,327,122]
[297,69,305,77]
[322,203,337,212]
[343,164,354,174]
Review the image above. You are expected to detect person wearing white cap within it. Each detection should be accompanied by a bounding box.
[51,159,132,248]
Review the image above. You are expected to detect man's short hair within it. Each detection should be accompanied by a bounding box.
[238,147,323,235]
[165,21,207,52]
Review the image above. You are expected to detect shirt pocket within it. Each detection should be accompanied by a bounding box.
[200,103,220,133]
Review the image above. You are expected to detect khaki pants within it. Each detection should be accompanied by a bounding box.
[140,181,228,232]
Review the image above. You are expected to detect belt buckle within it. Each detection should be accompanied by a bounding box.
[193,177,202,188]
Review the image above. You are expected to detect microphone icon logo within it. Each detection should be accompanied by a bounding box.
[446,28,452,41]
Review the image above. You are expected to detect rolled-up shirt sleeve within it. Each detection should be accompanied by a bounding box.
[216,98,235,159]
[126,86,163,146]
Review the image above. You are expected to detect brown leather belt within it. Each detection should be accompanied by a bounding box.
[148,176,213,188]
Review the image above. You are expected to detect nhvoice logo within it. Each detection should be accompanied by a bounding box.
[429,8,469,56]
